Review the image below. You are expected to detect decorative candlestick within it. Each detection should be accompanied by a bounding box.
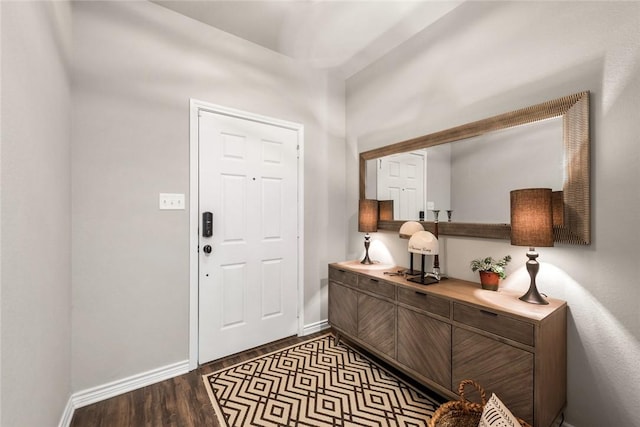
[447,210,453,222]
[431,210,440,276]
[431,210,440,237]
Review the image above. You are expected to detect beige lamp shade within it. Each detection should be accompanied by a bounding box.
[510,188,554,247]
[359,199,378,233]
[399,221,424,239]
[408,231,439,255]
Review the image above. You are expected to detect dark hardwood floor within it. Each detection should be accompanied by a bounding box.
[70,331,331,427]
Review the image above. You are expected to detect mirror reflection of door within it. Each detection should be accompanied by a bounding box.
[366,117,562,224]
[376,151,426,220]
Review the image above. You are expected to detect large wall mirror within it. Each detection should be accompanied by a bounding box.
[359,91,590,244]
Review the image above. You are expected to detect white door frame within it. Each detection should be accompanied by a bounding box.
[189,99,304,370]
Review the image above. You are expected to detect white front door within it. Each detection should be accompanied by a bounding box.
[198,109,300,364]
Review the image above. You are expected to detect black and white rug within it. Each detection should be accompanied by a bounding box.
[203,333,440,426]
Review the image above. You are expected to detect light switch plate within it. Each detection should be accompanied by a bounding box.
[159,193,185,210]
[427,201,435,210]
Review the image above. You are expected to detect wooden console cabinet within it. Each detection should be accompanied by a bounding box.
[328,261,566,427]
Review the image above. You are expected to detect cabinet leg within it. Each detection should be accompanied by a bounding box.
[334,332,342,346]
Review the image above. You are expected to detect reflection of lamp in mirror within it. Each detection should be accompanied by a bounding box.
[359,199,378,264]
[510,188,554,305]
[378,200,394,221]
[552,191,564,227]
[406,231,440,285]
[399,221,424,275]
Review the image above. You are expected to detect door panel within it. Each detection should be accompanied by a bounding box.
[328,282,358,336]
[377,151,425,220]
[261,259,284,318]
[452,327,534,423]
[221,174,247,242]
[198,110,299,364]
[357,293,395,358]
[261,177,283,239]
[397,307,451,388]
[221,263,246,328]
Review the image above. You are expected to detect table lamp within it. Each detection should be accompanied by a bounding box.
[399,221,424,275]
[510,188,554,305]
[359,199,378,264]
[406,231,439,285]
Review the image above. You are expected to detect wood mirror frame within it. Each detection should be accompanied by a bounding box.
[359,91,590,245]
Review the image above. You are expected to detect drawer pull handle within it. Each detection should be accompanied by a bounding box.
[415,291,427,297]
[480,310,498,317]
[370,279,379,283]
[337,269,346,273]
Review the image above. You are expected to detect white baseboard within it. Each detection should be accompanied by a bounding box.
[58,359,189,427]
[60,323,325,426]
[58,399,75,427]
[302,319,330,336]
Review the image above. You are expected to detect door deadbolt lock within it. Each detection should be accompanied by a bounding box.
[203,245,212,254]
[202,212,213,237]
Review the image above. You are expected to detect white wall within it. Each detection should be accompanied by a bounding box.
[346,2,640,426]
[0,2,73,426]
[71,1,345,392]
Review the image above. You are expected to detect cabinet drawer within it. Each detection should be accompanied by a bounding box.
[328,267,357,288]
[397,287,450,318]
[358,276,395,299]
[453,303,534,346]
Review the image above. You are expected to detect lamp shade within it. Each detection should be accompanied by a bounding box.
[510,188,554,247]
[378,200,394,221]
[408,231,439,255]
[399,221,424,239]
[358,199,378,233]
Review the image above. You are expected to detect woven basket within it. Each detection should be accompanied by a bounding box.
[428,380,532,427]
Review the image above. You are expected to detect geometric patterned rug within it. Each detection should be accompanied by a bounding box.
[203,333,440,426]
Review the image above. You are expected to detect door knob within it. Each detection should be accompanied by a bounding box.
[203,245,212,254]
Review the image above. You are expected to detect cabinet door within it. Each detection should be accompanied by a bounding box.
[397,307,451,388]
[452,327,534,424]
[358,293,395,358]
[328,282,358,336]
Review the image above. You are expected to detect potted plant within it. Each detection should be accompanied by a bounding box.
[470,255,512,291]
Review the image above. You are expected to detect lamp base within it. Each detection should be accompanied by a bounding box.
[360,233,374,265]
[404,269,422,276]
[519,288,548,305]
[406,275,439,285]
[360,254,373,265]
[519,248,549,305]
[406,254,439,285]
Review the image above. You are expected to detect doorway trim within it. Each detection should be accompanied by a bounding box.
[189,99,304,370]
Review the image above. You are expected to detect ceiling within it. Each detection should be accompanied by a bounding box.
[152,0,462,77]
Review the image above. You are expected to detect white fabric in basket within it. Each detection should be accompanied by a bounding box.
[478,393,521,427]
